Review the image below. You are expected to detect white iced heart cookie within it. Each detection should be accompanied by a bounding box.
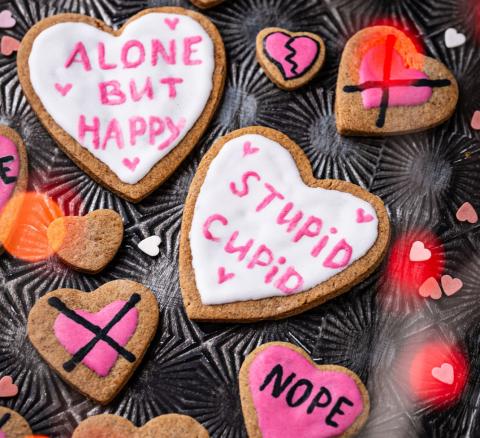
[18,7,226,202]
[180,127,390,322]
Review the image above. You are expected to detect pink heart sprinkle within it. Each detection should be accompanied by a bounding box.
[409,241,431,262]
[471,111,480,130]
[431,363,454,385]
[243,141,259,157]
[122,157,140,172]
[0,375,18,397]
[55,83,73,97]
[0,35,20,56]
[164,17,179,31]
[419,277,442,300]
[456,202,478,224]
[0,10,16,29]
[441,275,463,296]
[356,208,374,223]
[218,267,235,284]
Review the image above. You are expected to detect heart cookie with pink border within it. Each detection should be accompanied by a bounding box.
[180,127,390,322]
[73,413,209,438]
[27,280,159,404]
[256,27,326,90]
[336,26,458,136]
[239,342,370,438]
[18,7,226,202]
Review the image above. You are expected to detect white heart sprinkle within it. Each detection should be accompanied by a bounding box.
[431,362,454,385]
[138,235,161,257]
[445,28,466,49]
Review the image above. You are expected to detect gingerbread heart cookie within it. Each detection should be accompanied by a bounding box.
[180,127,390,322]
[47,209,123,273]
[256,27,326,90]
[28,280,159,404]
[73,413,209,438]
[0,126,28,252]
[0,407,32,438]
[18,7,226,202]
[239,342,369,438]
[336,26,458,136]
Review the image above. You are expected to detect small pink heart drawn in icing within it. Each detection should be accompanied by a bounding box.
[0,35,20,56]
[419,277,442,300]
[218,267,235,284]
[456,202,478,224]
[356,208,374,223]
[0,10,16,28]
[264,32,320,80]
[165,17,179,30]
[441,275,463,296]
[0,375,18,397]
[243,141,259,157]
[55,83,73,97]
[123,157,140,172]
[431,363,454,385]
[409,241,431,262]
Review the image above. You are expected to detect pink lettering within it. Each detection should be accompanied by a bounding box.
[65,42,92,71]
[277,202,303,233]
[203,214,228,242]
[99,80,127,105]
[275,267,304,295]
[311,236,329,258]
[130,78,154,102]
[256,183,285,212]
[229,171,261,197]
[129,117,147,146]
[152,39,176,65]
[101,118,125,150]
[183,36,203,65]
[225,231,254,261]
[323,239,353,269]
[293,215,323,243]
[78,115,100,149]
[160,77,184,98]
[149,117,165,145]
[247,244,274,269]
[158,117,186,150]
[98,42,117,70]
[121,40,145,69]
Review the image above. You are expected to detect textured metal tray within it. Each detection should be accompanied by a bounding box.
[1,0,480,436]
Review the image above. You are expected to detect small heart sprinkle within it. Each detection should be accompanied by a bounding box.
[456,202,478,224]
[441,275,463,296]
[137,235,161,257]
[409,241,432,262]
[445,28,466,48]
[419,277,442,300]
[0,375,18,397]
[0,10,15,28]
[431,363,454,385]
[0,35,20,56]
[471,111,480,130]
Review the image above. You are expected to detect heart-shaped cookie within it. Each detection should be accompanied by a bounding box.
[28,280,159,404]
[180,127,390,322]
[336,26,458,136]
[0,407,32,438]
[18,7,226,202]
[0,126,28,252]
[239,342,369,438]
[73,413,209,438]
[256,27,325,90]
[47,209,123,273]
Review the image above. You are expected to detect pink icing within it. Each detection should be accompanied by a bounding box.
[0,431,5,438]
[249,345,365,438]
[359,44,432,109]
[164,17,179,31]
[54,300,139,377]
[264,32,319,80]
[0,134,20,214]
[218,266,235,284]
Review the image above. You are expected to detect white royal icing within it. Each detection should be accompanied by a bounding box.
[28,13,215,184]
[190,134,380,305]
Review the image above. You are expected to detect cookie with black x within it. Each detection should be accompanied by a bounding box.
[27,280,159,404]
[0,407,32,438]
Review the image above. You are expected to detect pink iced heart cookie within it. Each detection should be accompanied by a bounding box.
[257,28,325,90]
[336,26,458,136]
[18,7,226,202]
[180,127,390,322]
[240,342,370,438]
[27,280,159,404]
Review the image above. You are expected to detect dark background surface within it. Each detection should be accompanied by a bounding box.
[0,0,480,436]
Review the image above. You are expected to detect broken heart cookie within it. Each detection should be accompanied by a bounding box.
[73,413,209,438]
[190,0,225,8]
[18,7,226,202]
[256,27,326,90]
[180,127,390,322]
[47,209,123,273]
[239,342,369,438]
[0,126,28,252]
[336,26,458,136]
[0,407,32,438]
[28,280,159,404]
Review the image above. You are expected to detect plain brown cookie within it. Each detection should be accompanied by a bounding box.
[190,0,225,8]
[179,126,390,322]
[335,26,458,136]
[239,342,370,438]
[256,27,326,90]
[27,280,159,405]
[47,209,123,274]
[72,413,209,438]
[17,7,226,203]
[0,406,32,438]
[0,126,28,253]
